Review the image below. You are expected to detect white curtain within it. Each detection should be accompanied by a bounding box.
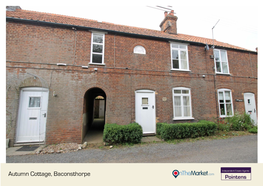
[180,51,187,69]
[174,96,181,117]
[225,91,231,101]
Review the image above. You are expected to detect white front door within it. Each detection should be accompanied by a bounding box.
[16,87,49,143]
[135,90,156,134]
[244,93,257,125]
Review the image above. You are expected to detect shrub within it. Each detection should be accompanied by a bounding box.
[224,112,254,131]
[156,123,165,135]
[248,126,257,133]
[218,123,231,132]
[103,123,143,144]
[158,120,217,141]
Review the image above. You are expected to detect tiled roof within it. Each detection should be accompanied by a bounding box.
[6,8,252,52]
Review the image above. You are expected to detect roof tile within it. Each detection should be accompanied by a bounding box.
[6,9,251,51]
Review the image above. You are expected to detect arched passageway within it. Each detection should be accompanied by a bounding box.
[83,87,106,143]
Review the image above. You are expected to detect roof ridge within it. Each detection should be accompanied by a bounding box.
[6,8,254,52]
[18,9,99,23]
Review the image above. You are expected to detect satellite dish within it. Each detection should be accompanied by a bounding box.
[205,43,210,51]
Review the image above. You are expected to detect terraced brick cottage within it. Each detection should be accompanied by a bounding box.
[6,6,257,146]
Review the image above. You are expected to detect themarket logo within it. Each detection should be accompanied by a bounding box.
[221,167,251,181]
[172,170,179,178]
[172,169,214,178]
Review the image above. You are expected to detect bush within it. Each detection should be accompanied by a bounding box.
[218,123,231,132]
[157,120,217,141]
[156,123,165,135]
[103,123,143,144]
[224,112,254,131]
[248,126,257,133]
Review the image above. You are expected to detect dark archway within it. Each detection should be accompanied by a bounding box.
[83,87,106,143]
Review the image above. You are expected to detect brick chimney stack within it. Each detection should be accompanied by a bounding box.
[160,10,178,35]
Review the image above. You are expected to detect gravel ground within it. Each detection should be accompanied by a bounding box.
[6,135,257,163]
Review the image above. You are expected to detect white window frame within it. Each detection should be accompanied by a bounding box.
[172,87,194,120]
[133,45,146,54]
[170,42,190,71]
[217,89,234,117]
[90,31,105,65]
[213,49,230,74]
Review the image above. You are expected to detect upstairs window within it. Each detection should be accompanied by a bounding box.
[170,43,189,70]
[214,49,229,74]
[90,32,105,64]
[172,87,193,120]
[134,46,146,54]
[218,89,234,117]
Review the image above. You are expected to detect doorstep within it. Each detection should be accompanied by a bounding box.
[6,145,45,156]
[141,136,162,143]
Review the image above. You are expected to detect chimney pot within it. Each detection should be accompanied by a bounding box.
[169,10,174,16]
[164,11,168,17]
[6,6,21,11]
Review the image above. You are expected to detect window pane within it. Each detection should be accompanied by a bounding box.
[180,51,187,60]
[134,46,146,54]
[182,90,189,94]
[225,91,231,100]
[214,50,220,60]
[174,107,182,117]
[29,97,40,107]
[172,50,179,59]
[93,34,103,43]
[184,106,190,116]
[183,96,190,106]
[173,60,179,69]
[142,98,148,105]
[222,62,228,73]
[226,104,232,115]
[92,54,102,63]
[221,51,227,62]
[181,59,187,69]
[172,44,178,48]
[216,62,221,72]
[174,90,181,94]
[180,51,187,69]
[180,45,186,49]
[93,44,103,53]
[220,104,225,115]
[219,92,223,100]
[174,96,181,106]
[174,96,182,117]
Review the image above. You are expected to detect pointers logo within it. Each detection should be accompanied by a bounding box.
[172,170,180,178]
[221,167,251,181]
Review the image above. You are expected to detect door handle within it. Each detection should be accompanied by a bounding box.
[152,105,154,109]
[43,113,46,117]
[254,109,256,113]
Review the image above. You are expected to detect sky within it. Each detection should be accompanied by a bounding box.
[6,0,259,52]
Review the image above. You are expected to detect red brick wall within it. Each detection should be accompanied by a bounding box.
[6,21,257,145]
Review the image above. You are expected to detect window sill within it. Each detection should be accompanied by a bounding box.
[170,69,191,72]
[219,115,233,118]
[89,62,105,66]
[173,117,195,120]
[216,73,231,76]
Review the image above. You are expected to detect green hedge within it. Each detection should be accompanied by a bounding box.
[103,123,143,144]
[157,120,217,141]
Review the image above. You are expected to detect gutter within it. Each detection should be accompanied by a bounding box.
[6,17,257,54]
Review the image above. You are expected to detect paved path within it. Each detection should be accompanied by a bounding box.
[6,135,257,163]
